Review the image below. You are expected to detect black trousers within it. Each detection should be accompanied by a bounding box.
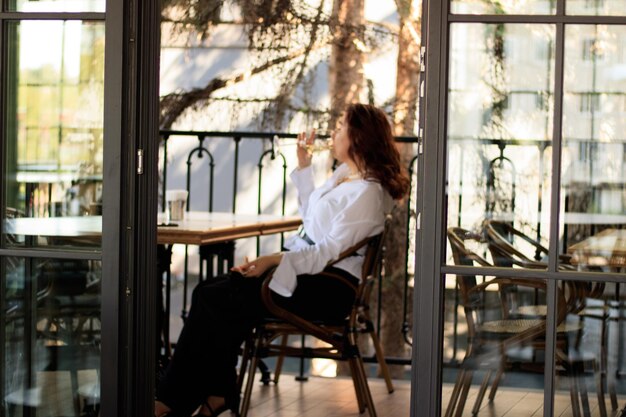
[156,267,358,415]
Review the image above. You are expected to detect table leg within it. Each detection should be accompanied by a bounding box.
[157,244,173,360]
[198,241,235,281]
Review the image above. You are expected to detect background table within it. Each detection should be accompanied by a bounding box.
[567,228,626,268]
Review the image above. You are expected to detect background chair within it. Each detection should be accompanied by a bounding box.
[238,230,392,417]
[485,220,574,270]
[445,227,602,417]
[37,258,101,415]
[485,220,616,411]
[3,208,101,415]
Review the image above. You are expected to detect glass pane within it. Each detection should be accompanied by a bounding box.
[4,21,104,250]
[446,23,555,270]
[9,0,104,13]
[560,25,626,272]
[554,279,626,414]
[450,0,556,15]
[2,256,101,416]
[441,273,546,415]
[567,0,626,16]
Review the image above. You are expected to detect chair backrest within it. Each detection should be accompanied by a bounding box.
[446,227,492,307]
[449,226,576,324]
[485,220,548,268]
[355,230,386,309]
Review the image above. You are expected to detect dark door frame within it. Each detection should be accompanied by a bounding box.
[105,0,161,415]
[410,0,446,415]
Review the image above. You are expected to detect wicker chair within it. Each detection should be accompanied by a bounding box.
[446,227,602,417]
[484,220,577,270]
[485,219,615,412]
[238,228,393,417]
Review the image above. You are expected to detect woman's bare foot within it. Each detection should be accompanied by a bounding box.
[197,396,226,416]
[155,400,172,417]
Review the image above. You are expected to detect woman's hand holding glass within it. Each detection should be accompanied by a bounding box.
[297,129,316,169]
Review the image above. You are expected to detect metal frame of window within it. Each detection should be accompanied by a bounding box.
[0,1,135,416]
[412,1,626,416]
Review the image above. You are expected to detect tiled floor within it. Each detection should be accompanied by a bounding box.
[243,374,625,417]
[14,368,626,416]
[244,375,410,417]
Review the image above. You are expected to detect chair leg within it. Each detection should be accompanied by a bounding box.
[348,358,366,413]
[369,328,394,393]
[608,380,618,411]
[454,370,473,417]
[595,360,608,417]
[488,367,504,401]
[239,338,261,417]
[569,367,582,417]
[603,315,618,411]
[444,369,465,417]
[237,338,252,391]
[353,355,377,417]
[71,369,82,416]
[272,335,288,384]
[576,366,591,417]
[471,370,492,415]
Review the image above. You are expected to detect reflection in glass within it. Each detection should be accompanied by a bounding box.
[446,24,555,269]
[554,279,626,414]
[567,0,626,16]
[2,257,101,416]
[560,25,626,272]
[441,264,546,414]
[10,0,104,13]
[450,0,555,15]
[4,21,104,249]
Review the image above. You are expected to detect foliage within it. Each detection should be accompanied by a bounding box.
[159,0,396,130]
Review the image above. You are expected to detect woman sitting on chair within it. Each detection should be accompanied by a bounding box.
[155,103,410,417]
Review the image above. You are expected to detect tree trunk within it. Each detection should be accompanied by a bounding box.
[380,0,421,379]
[328,0,365,128]
[393,0,421,136]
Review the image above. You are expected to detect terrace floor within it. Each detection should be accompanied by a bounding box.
[243,374,626,417]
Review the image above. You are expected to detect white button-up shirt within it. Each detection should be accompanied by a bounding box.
[269,163,392,297]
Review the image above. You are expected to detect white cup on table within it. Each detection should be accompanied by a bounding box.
[165,189,188,223]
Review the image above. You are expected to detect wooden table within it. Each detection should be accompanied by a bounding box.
[567,228,626,268]
[156,211,301,245]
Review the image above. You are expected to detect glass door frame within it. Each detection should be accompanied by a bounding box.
[411,1,626,416]
[0,0,161,415]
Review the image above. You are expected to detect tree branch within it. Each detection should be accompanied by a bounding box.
[159,45,324,129]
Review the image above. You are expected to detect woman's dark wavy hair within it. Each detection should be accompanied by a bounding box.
[344,103,410,200]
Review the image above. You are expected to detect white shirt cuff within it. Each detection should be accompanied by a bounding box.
[268,254,298,297]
